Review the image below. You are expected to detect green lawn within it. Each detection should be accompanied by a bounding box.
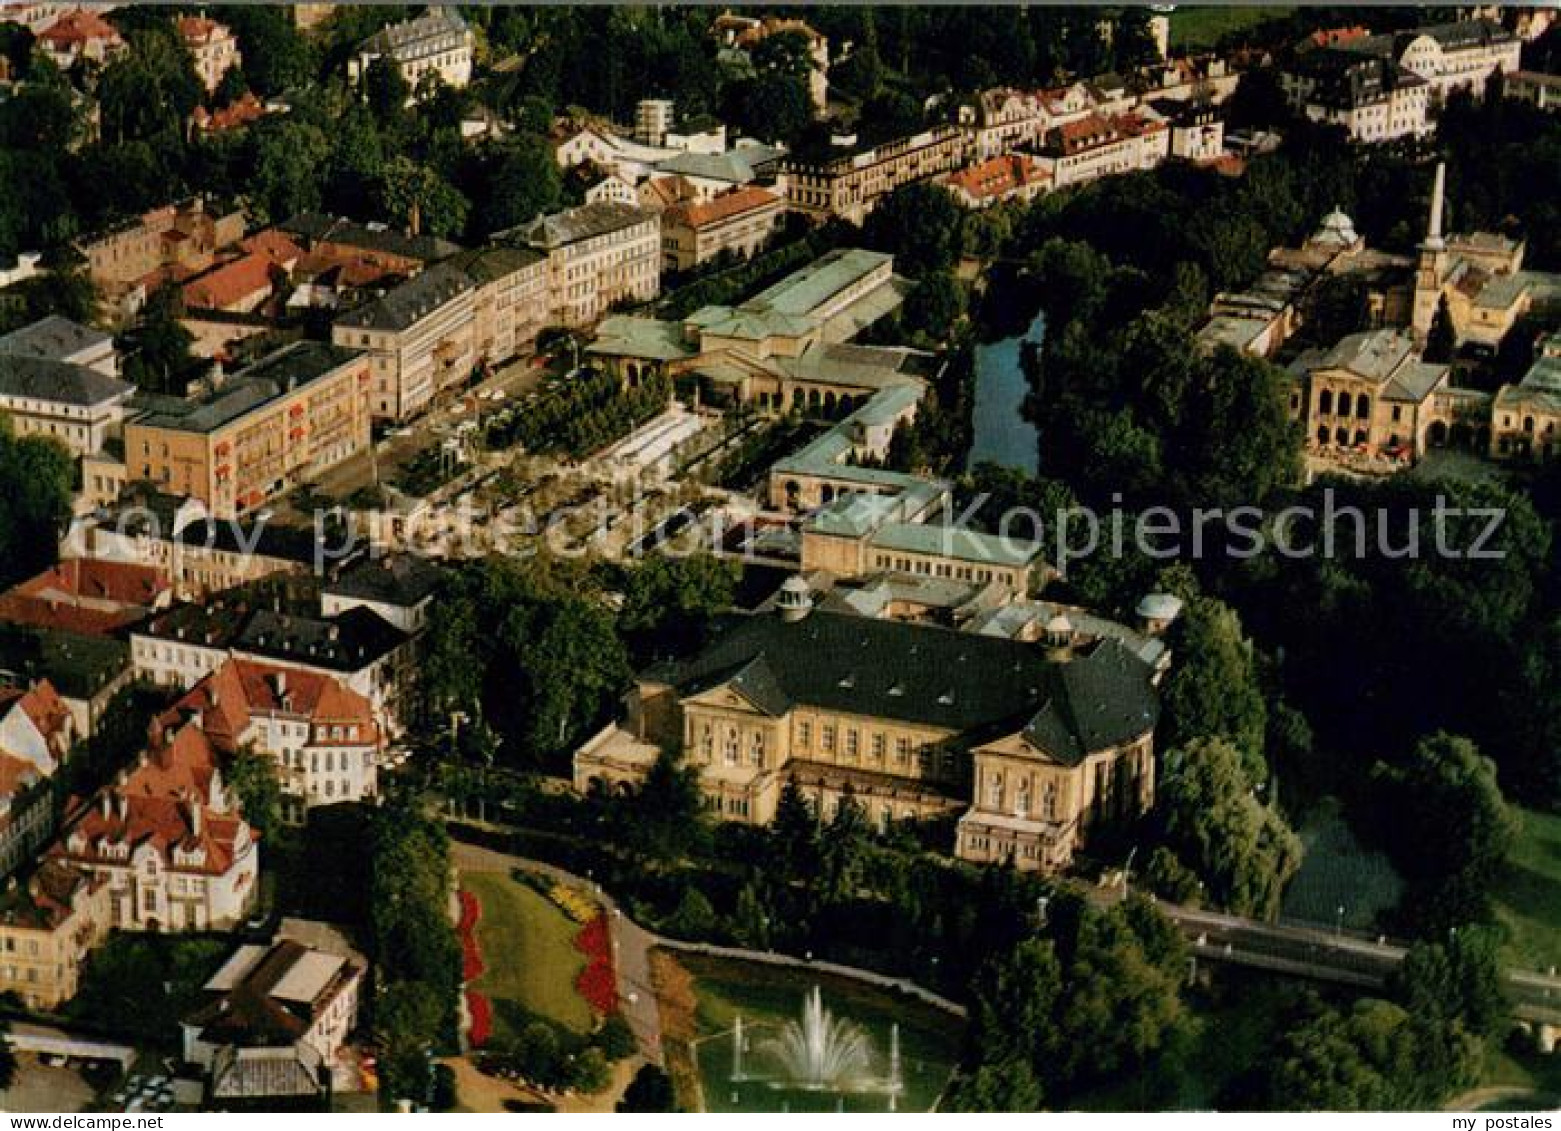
[463,872,593,1040]
[1281,798,1403,932]
[1492,807,1561,974]
[1168,6,1294,51]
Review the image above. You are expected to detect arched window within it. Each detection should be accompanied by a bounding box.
[1356,396,1371,419]
[1337,391,1353,418]
[1318,389,1333,415]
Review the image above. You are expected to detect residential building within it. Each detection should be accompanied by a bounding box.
[349,7,473,92]
[277,213,462,281]
[0,624,133,739]
[76,200,245,291]
[191,91,269,134]
[131,600,415,735]
[660,187,784,273]
[779,126,969,224]
[320,553,444,635]
[178,15,241,94]
[1034,112,1170,190]
[635,98,675,147]
[0,558,170,636]
[1281,48,1432,142]
[0,862,109,1010]
[332,262,475,421]
[1339,18,1520,103]
[51,721,259,932]
[182,931,364,1102]
[163,658,381,821]
[35,7,125,70]
[963,88,1053,160]
[71,493,327,602]
[181,252,285,314]
[444,246,550,375]
[943,154,1050,209]
[510,203,661,329]
[123,342,372,518]
[0,315,118,377]
[0,351,133,458]
[576,589,1162,871]
[0,679,73,880]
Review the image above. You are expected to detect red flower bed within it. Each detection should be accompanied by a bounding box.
[573,913,617,1015]
[458,890,481,934]
[467,990,492,1047]
[458,889,485,981]
[574,913,610,959]
[575,958,617,1015]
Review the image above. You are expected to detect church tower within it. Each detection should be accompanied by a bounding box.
[1412,162,1449,343]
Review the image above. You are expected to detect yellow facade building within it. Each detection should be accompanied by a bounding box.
[576,585,1163,872]
[124,342,372,519]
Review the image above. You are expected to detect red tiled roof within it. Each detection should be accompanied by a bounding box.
[1051,111,1165,155]
[182,251,280,310]
[241,229,304,268]
[0,679,71,761]
[192,92,267,133]
[0,559,167,635]
[56,790,247,876]
[177,15,224,44]
[666,186,780,230]
[38,8,123,48]
[946,154,1050,202]
[0,753,41,801]
[165,658,380,755]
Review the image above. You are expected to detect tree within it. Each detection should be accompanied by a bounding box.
[226,748,284,843]
[618,1064,677,1112]
[1157,737,1302,918]
[1425,295,1458,363]
[856,88,923,146]
[726,73,811,145]
[624,749,707,866]
[474,135,562,236]
[374,980,446,1104]
[363,55,411,124]
[119,286,199,394]
[617,554,737,662]
[245,119,330,226]
[863,182,965,278]
[1391,926,1507,1039]
[380,156,470,239]
[900,271,966,343]
[943,1059,1044,1112]
[1373,732,1518,933]
[0,418,75,589]
[1161,596,1269,778]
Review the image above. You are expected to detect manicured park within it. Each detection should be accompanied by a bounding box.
[461,871,595,1041]
[1492,807,1561,975]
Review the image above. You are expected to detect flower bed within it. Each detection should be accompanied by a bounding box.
[547,881,598,924]
[466,989,492,1048]
[458,889,485,981]
[573,912,617,1016]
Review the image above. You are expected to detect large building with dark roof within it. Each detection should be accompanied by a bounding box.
[0,318,133,457]
[577,586,1164,871]
[122,342,371,518]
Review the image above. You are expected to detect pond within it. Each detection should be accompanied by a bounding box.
[968,309,1044,476]
[667,953,961,1113]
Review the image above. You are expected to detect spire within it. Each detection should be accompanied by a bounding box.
[1424,162,1446,252]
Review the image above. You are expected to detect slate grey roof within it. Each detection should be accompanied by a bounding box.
[279,213,462,263]
[0,315,112,363]
[510,203,656,250]
[131,343,362,433]
[0,354,131,408]
[0,623,130,701]
[648,609,1159,764]
[238,606,408,672]
[325,553,444,607]
[335,261,474,332]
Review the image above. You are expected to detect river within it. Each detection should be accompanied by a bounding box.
[968,309,1044,475]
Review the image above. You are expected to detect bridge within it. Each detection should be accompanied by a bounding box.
[1147,898,1561,1032]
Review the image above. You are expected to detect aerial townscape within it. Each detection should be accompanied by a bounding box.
[0,0,1557,1116]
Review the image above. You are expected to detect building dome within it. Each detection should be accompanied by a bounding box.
[1044,612,1073,637]
[1311,206,1359,249]
[1136,593,1184,625]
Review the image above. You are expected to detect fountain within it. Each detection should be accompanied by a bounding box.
[757,986,875,1092]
